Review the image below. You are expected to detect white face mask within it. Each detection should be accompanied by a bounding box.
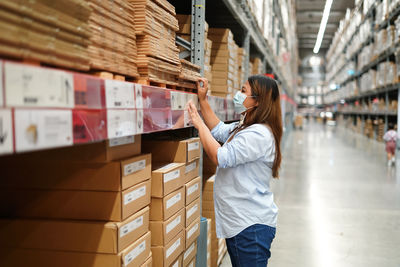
[233,91,256,114]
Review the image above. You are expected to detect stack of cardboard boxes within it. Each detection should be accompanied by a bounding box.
[143,137,201,267]
[208,28,237,98]
[204,38,214,92]
[88,0,139,78]
[0,137,153,266]
[238,48,246,85]
[251,57,263,75]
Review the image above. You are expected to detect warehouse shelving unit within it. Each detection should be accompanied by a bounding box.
[324,0,400,142]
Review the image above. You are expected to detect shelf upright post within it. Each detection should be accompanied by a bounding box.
[243,31,250,81]
[385,91,389,132]
[191,0,206,76]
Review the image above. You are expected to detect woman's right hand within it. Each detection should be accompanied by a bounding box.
[197,78,208,102]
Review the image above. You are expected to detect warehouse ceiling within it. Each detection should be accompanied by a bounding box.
[296,0,354,56]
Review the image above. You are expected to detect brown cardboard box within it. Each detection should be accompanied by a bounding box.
[151,230,185,267]
[0,154,151,191]
[0,231,151,267]
[183,241,197,266]
[185,197,200,227]
[202,200,214,211]
[185,218,200,249]
[171,253,183,267]
[0,179,151,221]
[0,207,150,253]
[211,85,233,93]
[184,158,200,183]
[208,28,234,43]
[143,138,201,163]
[151,163,185,198]
[25,135,142,162]
[141,253,152,267]
[185,257,196,267]
[202,190,214,201]
[150,208,185,246]
[150,187,185,221]
[185,176,201,205]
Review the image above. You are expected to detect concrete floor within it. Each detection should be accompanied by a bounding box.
[220,122,400,267]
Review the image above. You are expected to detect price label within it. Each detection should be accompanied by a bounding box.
[107,110,136,139]
[0,109,13,155]
[105,80,135,109]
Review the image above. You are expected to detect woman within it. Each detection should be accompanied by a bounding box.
[187,75,282,266]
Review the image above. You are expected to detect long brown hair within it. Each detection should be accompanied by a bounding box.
[229,75,283,178]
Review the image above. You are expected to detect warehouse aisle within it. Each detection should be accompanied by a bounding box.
[221,121,400,267]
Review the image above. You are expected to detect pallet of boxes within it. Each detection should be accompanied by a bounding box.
[0,136,153,267]
[143,137,202,267]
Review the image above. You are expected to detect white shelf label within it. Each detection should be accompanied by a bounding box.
[124,186,146,206]
[166,237,181,259]
[5,62,74,108]
[188,142,199,151]
[187,204,198,219]
[0,109,13,155]
[164,169,180,183]
[108,135,135,147]
[15,109,73,152]
[105,80,135,109]
[120,216,144,238]
[185,161,197,174]
[187,183,199,197]
[136,109,143,134]
[184,242,195,260]
[107,110,136,139]
[187,222,199,239]
[166,192,181,210]
[124,159,146,176]
[135,84,143,109]
[125,240,146,266]
[166,214,181,234]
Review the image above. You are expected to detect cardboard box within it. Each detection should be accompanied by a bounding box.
[185,176,201,205]
[141,253,152,267]
[183,241,197,267]
[0,179,151,221]
[150,187,185,221]
[208,28,234,43]
[151,163,185,198]
[0,154,151,191]
[185,218,200,249]
[26,135,142,162]
[171,253,183,267]
[0,207,150,253]
[184,158,199,183]
[0,231,151,267]
[202,200,214,211]
[143,137,201,163]
[150,208,185,246]
[202,190,214,201]
[185,257,196,267]
[211,85,233,93]
[185,197,200,227]
[151,230,185,267]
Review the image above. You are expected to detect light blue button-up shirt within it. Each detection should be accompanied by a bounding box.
[211,121,278,239]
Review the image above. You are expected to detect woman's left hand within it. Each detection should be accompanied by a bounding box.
[187,100,204,130]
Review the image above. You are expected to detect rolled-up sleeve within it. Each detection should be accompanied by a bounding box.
[211,121,239,143]
[217,126,274,168]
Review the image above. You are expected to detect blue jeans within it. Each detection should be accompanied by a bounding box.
[226,224,276,267]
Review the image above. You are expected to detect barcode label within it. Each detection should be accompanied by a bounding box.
[164,169,180,183]
[188,142,199,151]
[120,216,144,238]
[184,242,195,260]
[166,215,181,234]
[166,192,181,209]
[124,159,146,176]
[166,238,181,258]
[185,161,197,174]
[124,240,146,265]
[124,186,146,205]
[187,204,198,219]
[187,183,199,197]
[108,135,135,147]
[187,222,199,239]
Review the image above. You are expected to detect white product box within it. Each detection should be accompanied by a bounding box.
[105,80,135,109]
[107,109,136,139]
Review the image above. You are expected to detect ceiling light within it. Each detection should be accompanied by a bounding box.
[313,0,333,54]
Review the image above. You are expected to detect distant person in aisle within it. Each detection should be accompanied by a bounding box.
[383,123,397,166]
[187,75,282,267]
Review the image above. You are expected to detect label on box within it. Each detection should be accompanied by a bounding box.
[136,109,143,134]
[108,135,135,147]
[0,109,13,155]
[120,215,144,238]
[188,222,199,239]
[166,192,181,209]
[164,169,180,183]
[105,80,135,108]
[125,240,146,265]
[187,204,198,219]
[124,186,146,205]
[185,162,197,174]
[158,163,180,171]
[187,183,199,197]
[188,262,194,267]
[166,237,181,259]
[5,62,74,108]
[135,84,143,109]
[15,109,73,152]
[107,109,136,139]
[184,242,195,260]
[124,159,146,176]
[166,214,181,234]
[188,142,199,151]
[171,260,179,267]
